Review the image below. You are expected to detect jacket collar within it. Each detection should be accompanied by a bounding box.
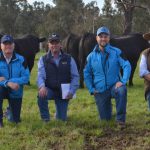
[0,51,18,62]
[93,43,111,54]
[45,49,64,61]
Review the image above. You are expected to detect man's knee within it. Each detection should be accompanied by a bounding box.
[116,85,127,96]
[0,86,7,98]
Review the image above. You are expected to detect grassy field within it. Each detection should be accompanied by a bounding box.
[0,52,150,150]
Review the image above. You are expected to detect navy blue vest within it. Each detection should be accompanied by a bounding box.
[43,51,71,92]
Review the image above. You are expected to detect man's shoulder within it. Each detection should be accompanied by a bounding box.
[142,48,150,56]
[87,51,95,59]
[109,45,122,55]
[15,53,25,62]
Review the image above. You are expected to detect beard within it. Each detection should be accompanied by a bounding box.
[99,42,107,47]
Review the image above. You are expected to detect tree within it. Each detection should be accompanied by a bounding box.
[115,0,148,34]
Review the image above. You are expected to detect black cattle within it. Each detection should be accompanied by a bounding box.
[79,33,149,88]
[0,34,2,39]
[14,35,46,73]
[62,33,81,70]
[79,33,97,88]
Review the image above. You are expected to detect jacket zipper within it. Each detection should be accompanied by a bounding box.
[101,53,108,90]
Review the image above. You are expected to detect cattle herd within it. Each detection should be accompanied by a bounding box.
[62,33,149,88]
[0,33,149,87]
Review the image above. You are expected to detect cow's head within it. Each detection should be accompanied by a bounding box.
[22,35,46,53]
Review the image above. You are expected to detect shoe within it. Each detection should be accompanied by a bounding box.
[117,121,126,130]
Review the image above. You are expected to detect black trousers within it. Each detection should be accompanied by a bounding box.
[0,87,22,123]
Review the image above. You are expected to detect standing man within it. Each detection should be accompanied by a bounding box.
[0,35,30,127]
[139,32,150,110]
[37,33,79,122]
[84,27,131,128]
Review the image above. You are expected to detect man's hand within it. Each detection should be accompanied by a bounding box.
[38,86,48,98]
[7,82,20,91]
[144,74,150,81]
[93,90,99,96]
[0,77,6,82]
[65,92,73,100]
[115,82,123,89]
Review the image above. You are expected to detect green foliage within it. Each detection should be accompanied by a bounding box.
[0,0,149,37]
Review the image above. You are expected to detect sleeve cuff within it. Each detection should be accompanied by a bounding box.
[4,80,8,88]
[38,83,45,89]
[90,88,95,95]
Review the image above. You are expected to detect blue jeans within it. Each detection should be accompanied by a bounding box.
[37,88,69,121]
[94,85,127,122]
[0,86,22,123]
[146,91,150,111]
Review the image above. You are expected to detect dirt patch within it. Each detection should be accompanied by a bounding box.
[84,128,150,150]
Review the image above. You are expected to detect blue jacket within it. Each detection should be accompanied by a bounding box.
[0,52,30,98]
[84,44,131,94]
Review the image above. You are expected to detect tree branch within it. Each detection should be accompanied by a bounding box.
[116,1,147,10]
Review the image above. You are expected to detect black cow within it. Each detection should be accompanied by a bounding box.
[14,35,46,73]
[79,33,149,88]
[62,33,81,70]
[79,33,97,88]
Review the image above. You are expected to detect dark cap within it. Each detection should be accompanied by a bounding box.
[1,35,14,44]
[48,33,60,42]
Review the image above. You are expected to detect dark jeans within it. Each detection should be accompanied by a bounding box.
[38,88,69,121]
[146,91,150,111]
[94,85,127,122]
[0,87,22,123]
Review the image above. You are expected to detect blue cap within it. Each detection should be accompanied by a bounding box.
[1,35,14,43]
[48,33,60,42]
[97,26,110,36]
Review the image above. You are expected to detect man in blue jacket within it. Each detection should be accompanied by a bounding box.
[84,27,131,128]
[0,35,30,127]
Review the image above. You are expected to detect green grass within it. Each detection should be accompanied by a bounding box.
[0,52,150,150]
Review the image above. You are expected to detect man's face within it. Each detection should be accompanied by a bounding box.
[1,42,14,55]
[48,40,61,54]
[96,33,110,47]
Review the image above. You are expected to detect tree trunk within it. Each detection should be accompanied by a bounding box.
[123,8,134,34]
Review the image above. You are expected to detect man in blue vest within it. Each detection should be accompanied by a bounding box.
[0,35,30,127]
[84,27,131,128]
[37,33,79,122]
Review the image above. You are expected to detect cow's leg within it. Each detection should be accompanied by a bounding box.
[26,55,35,85]
[79,71,84,88]
[129,61,137,86]
[79,60,84,88]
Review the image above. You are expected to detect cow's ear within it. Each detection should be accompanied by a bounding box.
[39,37,46,42]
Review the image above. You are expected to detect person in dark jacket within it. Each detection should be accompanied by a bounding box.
[84,27,131,128]
[139,32,150,111]
[37,33,79,122]
[0,35,30,127]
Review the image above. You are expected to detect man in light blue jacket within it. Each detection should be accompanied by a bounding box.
[84,27,131,128]
[0,35,30,127]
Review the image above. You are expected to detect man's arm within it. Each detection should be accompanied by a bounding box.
[139,54,150,81]
[8,58,30,85]
[118,52,131,85]
[83,55,95,94]
[69,57,80,95]
[37,56,46,89]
